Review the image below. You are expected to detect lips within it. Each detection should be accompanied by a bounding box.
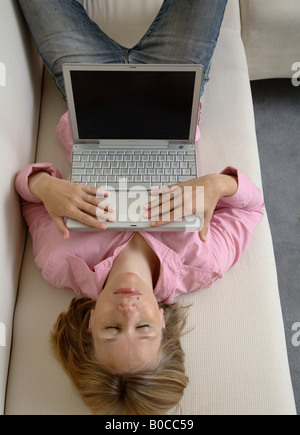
[114,288,141,296]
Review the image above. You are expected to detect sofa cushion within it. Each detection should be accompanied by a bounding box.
[241,0,300,80]
[79,0,163,48]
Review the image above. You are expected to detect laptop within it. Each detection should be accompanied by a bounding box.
[62,63,203,231]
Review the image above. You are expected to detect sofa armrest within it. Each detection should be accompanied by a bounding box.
[240,0,300,80]
[0,0,43,415]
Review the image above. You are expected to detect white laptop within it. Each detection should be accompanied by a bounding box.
[63,63,203,231]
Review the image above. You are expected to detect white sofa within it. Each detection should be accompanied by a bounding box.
[1,0,298,415]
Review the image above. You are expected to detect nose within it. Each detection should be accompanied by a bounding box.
[118,303,136,313]
[117,303,138,321]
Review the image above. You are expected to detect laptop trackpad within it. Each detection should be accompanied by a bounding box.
[98,189,151,223]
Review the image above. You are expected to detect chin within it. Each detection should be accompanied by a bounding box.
[119,272,153,294]
[118,272,141,285]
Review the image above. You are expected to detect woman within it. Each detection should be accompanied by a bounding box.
[16,0,264,415]
[15,161,264,414]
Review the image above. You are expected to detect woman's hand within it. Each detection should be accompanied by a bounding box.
[144,173,238,242]
[29,172,115,240]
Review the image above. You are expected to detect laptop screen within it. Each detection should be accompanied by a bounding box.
[69,70,197,141]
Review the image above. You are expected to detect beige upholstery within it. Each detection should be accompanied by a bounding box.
[240,0,300,80]
[0,0,43,414]
[1,0,297,415]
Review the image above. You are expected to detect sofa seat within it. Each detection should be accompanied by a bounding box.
[3,0,296,414]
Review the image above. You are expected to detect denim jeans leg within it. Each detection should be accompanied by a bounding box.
[128,0,228,95]
[18,0,125,97]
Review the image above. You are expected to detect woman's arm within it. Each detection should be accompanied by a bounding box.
[14,164,117,296]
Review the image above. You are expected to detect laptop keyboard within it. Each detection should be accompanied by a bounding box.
[70,149,197,190]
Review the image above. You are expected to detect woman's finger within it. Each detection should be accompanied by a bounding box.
[96,207,116,223]
[75,197,116,222]
[85,185,109,198]
[145,185,193,221]
[51,214,70,241]
[145,185,182,212]
[72,208,109,229]
[98,199,116,212]
[198,211,212,242]
[149,207,179,226]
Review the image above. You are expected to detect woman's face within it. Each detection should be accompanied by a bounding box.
[89,271,165,374]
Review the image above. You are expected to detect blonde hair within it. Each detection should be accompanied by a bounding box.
[50,297,190,415]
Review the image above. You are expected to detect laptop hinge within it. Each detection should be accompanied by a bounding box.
[99,140,169,148]
[75,140,100,145]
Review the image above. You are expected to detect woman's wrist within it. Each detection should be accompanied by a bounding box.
[28,171,51,200]
[215,173,238,198]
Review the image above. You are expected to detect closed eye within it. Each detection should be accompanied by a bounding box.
[106,325,150,330]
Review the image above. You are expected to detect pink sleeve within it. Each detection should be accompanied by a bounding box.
[15,163,62,203]
[195,102,202,142]
[209,167,265,275]
[15,163,62,232]
[55,111,74,164]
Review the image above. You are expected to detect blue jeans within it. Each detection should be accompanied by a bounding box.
[18,0,227,98]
